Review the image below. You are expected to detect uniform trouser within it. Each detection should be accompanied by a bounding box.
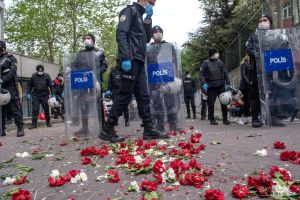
[184,95,195,116]
[249,82,261,119]
[207,85,228,121]
[2,96,24,130]
[201,99,208,118]
[108,60,151,125]
[240,88,250,117]
[151,93,177,129]
[112,95,129,121]
[32,95,50,124]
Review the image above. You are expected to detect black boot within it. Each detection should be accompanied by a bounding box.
[17,127,25,137]
[125,119,130,127]
[143,123,169,140]
[46,122,52,127]
[28,124,37,129]
[193,113,196,119]
[272,117,285,127]
[210,119,218,125]
[99,122,125,143]
[186,114,191,119]
[74,119,89,136]
[291,108,299,122]
[252,118,262,128]
[223,119,230,125]
[0,129,6,136]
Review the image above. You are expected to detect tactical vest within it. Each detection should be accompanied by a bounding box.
[32,73,49,90]
[205,60,224,82]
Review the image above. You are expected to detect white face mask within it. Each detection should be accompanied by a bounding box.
[153,32,163,42]
[37,72,44,75]
[258,22,270,30]
[84,39,94,47]
[213,53,219,60]
[186,75,191,78]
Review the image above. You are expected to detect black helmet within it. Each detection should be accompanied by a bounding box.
[36,65,44,72]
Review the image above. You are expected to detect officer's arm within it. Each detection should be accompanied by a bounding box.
[116,8,132,60]
[100,53,108,74]
[28,76,33,94]
[199,62,207,86]
[246,35,255,58]
[192,79,197,93]
[144,19,152,43]
[47,75,54,95]
[2,57,17,84]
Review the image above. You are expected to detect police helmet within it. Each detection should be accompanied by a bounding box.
[219,91,232,105]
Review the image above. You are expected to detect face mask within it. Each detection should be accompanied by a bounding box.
[213,53,219,60]
[153,32,163,42]
[186,75,191,78]
[258,22,270,30]
[84,39,94,47]
[37,72,44,75]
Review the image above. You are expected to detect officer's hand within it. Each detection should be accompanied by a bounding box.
[225,85,232,91]
[105,90,112,97]
[202,83,208,91]
[122,60,131,72]
[27,94,31,100]
[145,4,153,19]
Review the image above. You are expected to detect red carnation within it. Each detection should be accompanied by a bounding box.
[12,189,31,200]
[179,129,186,134]
[81,157,92,165]
[152,160,164,174]
[203,168,213,177]
[247,173,272,196]
[205,189,225,200]
[232,184,250,199]
[106,169,120,183]
[274,141,286,149]
[269,166,291,181]
[280,150,300,165]
[290,185,300,194]
[140,180,158,192]
[13,176,27,185]
[48,177,66,187]
[190,133,202,143]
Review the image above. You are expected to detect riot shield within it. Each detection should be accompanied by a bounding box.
[64,51,101,138]
[255,28,300,126]
[146,42,183,132]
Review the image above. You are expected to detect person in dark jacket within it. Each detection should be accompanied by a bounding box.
[72,33,108,135]
[52,73,64,119]
[183,71,197,119]
[239,54,251,122]
[28,65,54,129]
[0,40,25,137]
[105,65,130,126]
[100,0,169,143]
[199,48,231,125]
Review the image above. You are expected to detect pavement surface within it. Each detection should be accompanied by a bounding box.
[0,109,299,200]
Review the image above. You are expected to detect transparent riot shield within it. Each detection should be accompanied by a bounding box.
[64,51,101,138]
[146,42,183,132]
[255,28,300,126]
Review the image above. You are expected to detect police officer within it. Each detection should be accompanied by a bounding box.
[199,48,231,125]
[28,65,54,129]
[105,65,130,127]
[183,71,196,119]
[0,40,25,137]
[147,25,181,132]
[52,73,64,119]
[72,33,108,135]
[100,0,169,143]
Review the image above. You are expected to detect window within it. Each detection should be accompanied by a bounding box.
[283,2,292,19]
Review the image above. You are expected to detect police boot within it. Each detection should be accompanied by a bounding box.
[223,118,230,125]
[210,118,218,125]
[271,117,285,127]
[291,108,298,122]
[143,122,169,140]
[1,129,6,136]
[29,124,37,129]
[99,121,125,143]
[74,119,89,136]
[193,112,196,119]
[186,113,191,119]
[125,119,130,127]
[17,127,25,137]
[252,117,262,128]
[46,122,52,127]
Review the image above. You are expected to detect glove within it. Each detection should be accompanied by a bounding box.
[202,83,208,91]
[225,85,232,91]
[122,60,131,72]
[105,90,112,97]
[145,4,153,19]
[194,92,197,97]
[62,92,64,98]
[27,94,31,100]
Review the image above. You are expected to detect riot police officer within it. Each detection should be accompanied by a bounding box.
[183,71,197,119]
[28,65,54,129]
[100,0,169,143]
[72,33,108,135]
[199,48,231,125]
[0,40,25,137]
[52,73,64,119]
[105,65,130,127]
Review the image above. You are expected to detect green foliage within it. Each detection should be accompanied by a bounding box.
[182,0,261,75]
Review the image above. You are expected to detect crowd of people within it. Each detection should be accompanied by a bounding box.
[1,0,298,141]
